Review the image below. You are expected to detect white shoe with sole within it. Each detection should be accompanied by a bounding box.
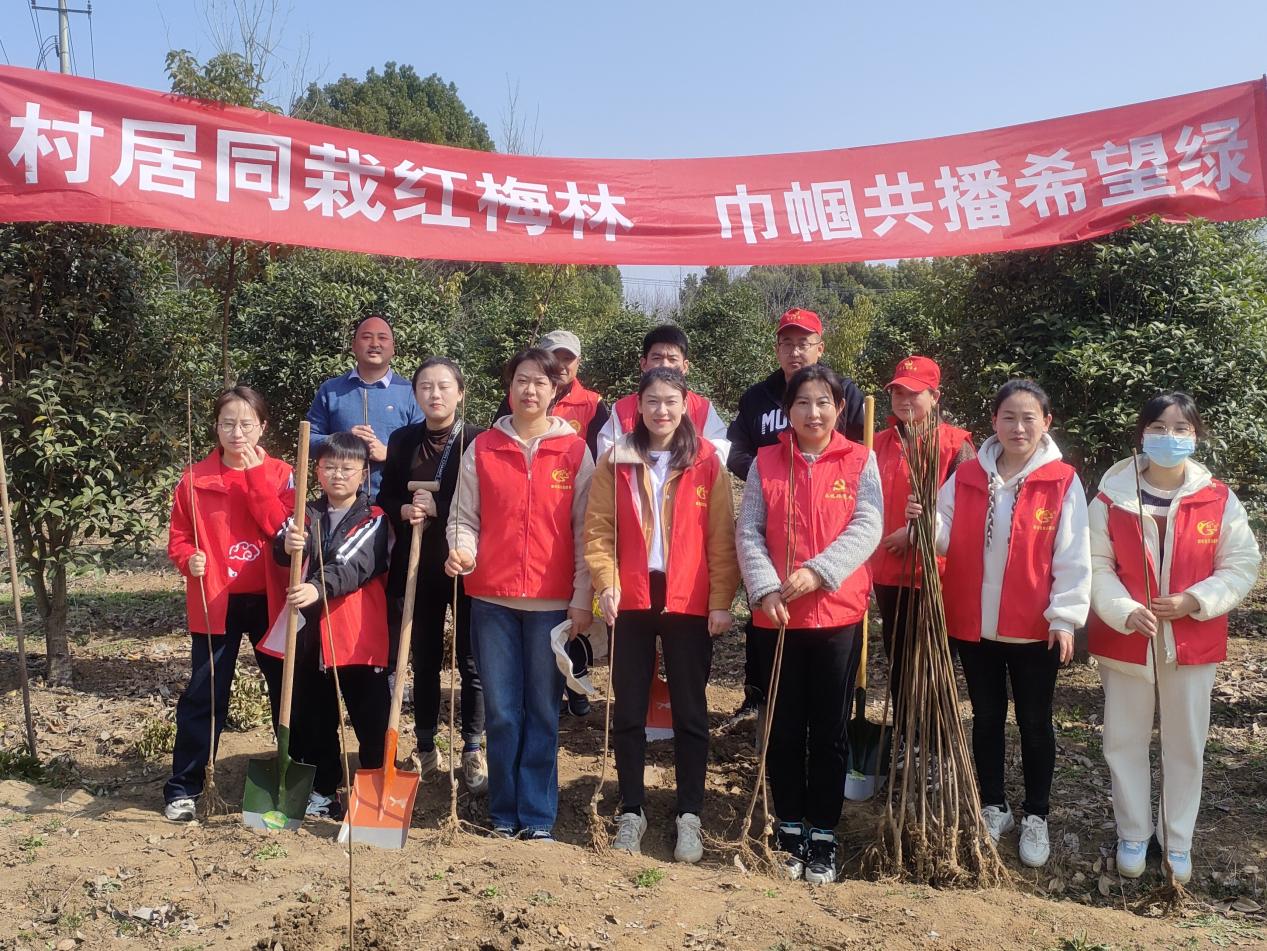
[981,804,1015,843]
[462,749,488,794]
[163,798,196,822]
[1116,839,1148,879]
[1018,815,1050,868]
[612,810,647,854]
[674,813,704,864]
[411,746,442,779]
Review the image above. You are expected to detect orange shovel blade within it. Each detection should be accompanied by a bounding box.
[337,765,420,850]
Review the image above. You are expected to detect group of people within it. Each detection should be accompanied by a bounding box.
[162,309,1260,890]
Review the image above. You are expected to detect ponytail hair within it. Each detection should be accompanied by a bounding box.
[630,367,698,470]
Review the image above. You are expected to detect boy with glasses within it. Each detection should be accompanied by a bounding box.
[267,432,392,821]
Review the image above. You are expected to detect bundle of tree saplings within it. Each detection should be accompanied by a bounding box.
[866,414,1007,887]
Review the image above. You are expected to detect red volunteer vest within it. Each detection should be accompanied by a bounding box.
[1088,482,1230,666]
[753,431,871,629]
[614,391,711,435]
[614,440,719,617]
[465,427,588,601]
[869,421,973,588]
[942,458,1076,643]
[169,450,293,636]
[553,381,602,437]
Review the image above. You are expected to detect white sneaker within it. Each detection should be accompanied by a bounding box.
[981,804,1015,843]
[1018,815,1051,868]
[612,810,647,854]
[1116,839,1148,879]
[674,813,704,864]
[411,746,442,779]
[163,798,196,822]
[1166,849,1193,884]
[462,749,488,795]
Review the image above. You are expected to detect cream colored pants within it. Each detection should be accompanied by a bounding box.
[1100,660,1216,854]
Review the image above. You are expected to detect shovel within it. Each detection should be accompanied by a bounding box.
[243,422,317,831]
[339,479,439,849]
[846,395,888,801]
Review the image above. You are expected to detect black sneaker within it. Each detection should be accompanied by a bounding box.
[565,688,591,717]
[522,829,555,842]
[803,828,838,885]
[723,697,760,731]
[774,821,807,880]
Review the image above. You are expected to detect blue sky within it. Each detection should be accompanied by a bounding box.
[2,0,1265,305]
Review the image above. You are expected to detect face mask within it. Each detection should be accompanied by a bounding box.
[1141,433,1196,468]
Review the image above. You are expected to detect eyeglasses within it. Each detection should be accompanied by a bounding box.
[319,464,365,477]
[777,338,822,354]
[217,421,260,434]
[1144,424,1196,437]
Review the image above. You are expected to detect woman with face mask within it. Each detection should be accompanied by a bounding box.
[1088,393,1260,884]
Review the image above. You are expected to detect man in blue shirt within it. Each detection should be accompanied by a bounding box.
[306,315,422,497]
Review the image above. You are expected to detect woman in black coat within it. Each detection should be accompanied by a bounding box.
[377,357,486,793]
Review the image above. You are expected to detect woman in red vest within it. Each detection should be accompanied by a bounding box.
[164,386,291,822]
[913,378,1090,869]
[584,367,738,864]
[446,348,594,840]
[870,355,973,730]
[736,364,883,885]
[1089,393,1259,884]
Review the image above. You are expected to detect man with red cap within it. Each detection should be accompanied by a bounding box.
[870,355,973,729]
[724,307,866,727]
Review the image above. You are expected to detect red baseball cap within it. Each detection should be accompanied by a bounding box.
[776,308,823,337]
[887,355,941,392]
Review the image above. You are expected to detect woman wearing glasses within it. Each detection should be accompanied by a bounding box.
[1089,393,1260,883]
[163,386,293,822]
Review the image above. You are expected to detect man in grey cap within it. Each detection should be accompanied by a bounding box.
[494,329,610,458]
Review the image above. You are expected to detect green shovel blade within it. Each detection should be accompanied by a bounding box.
[241,726,316,831]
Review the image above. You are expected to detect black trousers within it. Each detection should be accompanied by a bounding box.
[611,573,713,817]
[875,583,923,729]
[752,622,862,830]
[293,659,391,797]
[389,572,484,747]
[165,593,282,803]
[956,637,1060,817]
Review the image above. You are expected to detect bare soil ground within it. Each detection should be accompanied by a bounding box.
[0,549,1264,950]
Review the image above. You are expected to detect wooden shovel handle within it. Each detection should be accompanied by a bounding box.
[385,480,440,735]
[857,395,875,691]
[278,421,311,730]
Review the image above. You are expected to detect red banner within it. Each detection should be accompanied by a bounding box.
[0,65,1264,265]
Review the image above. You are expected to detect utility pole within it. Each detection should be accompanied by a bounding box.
[57,0,69,73]
[31,0,91,74]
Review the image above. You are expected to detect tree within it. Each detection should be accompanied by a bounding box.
[0,225,196,686]
[291,62,495,150]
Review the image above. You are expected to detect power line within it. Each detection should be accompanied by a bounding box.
[0,35,10,64]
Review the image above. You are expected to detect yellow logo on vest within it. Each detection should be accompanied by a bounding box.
[550,467,573,491]
[694,484,709,508]
[566,418,582,434]
[1033,508,1056,531]
[1196,519,1220,544]
[826,478,854,501]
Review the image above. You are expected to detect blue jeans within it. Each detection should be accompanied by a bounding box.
[469,599,566,834]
